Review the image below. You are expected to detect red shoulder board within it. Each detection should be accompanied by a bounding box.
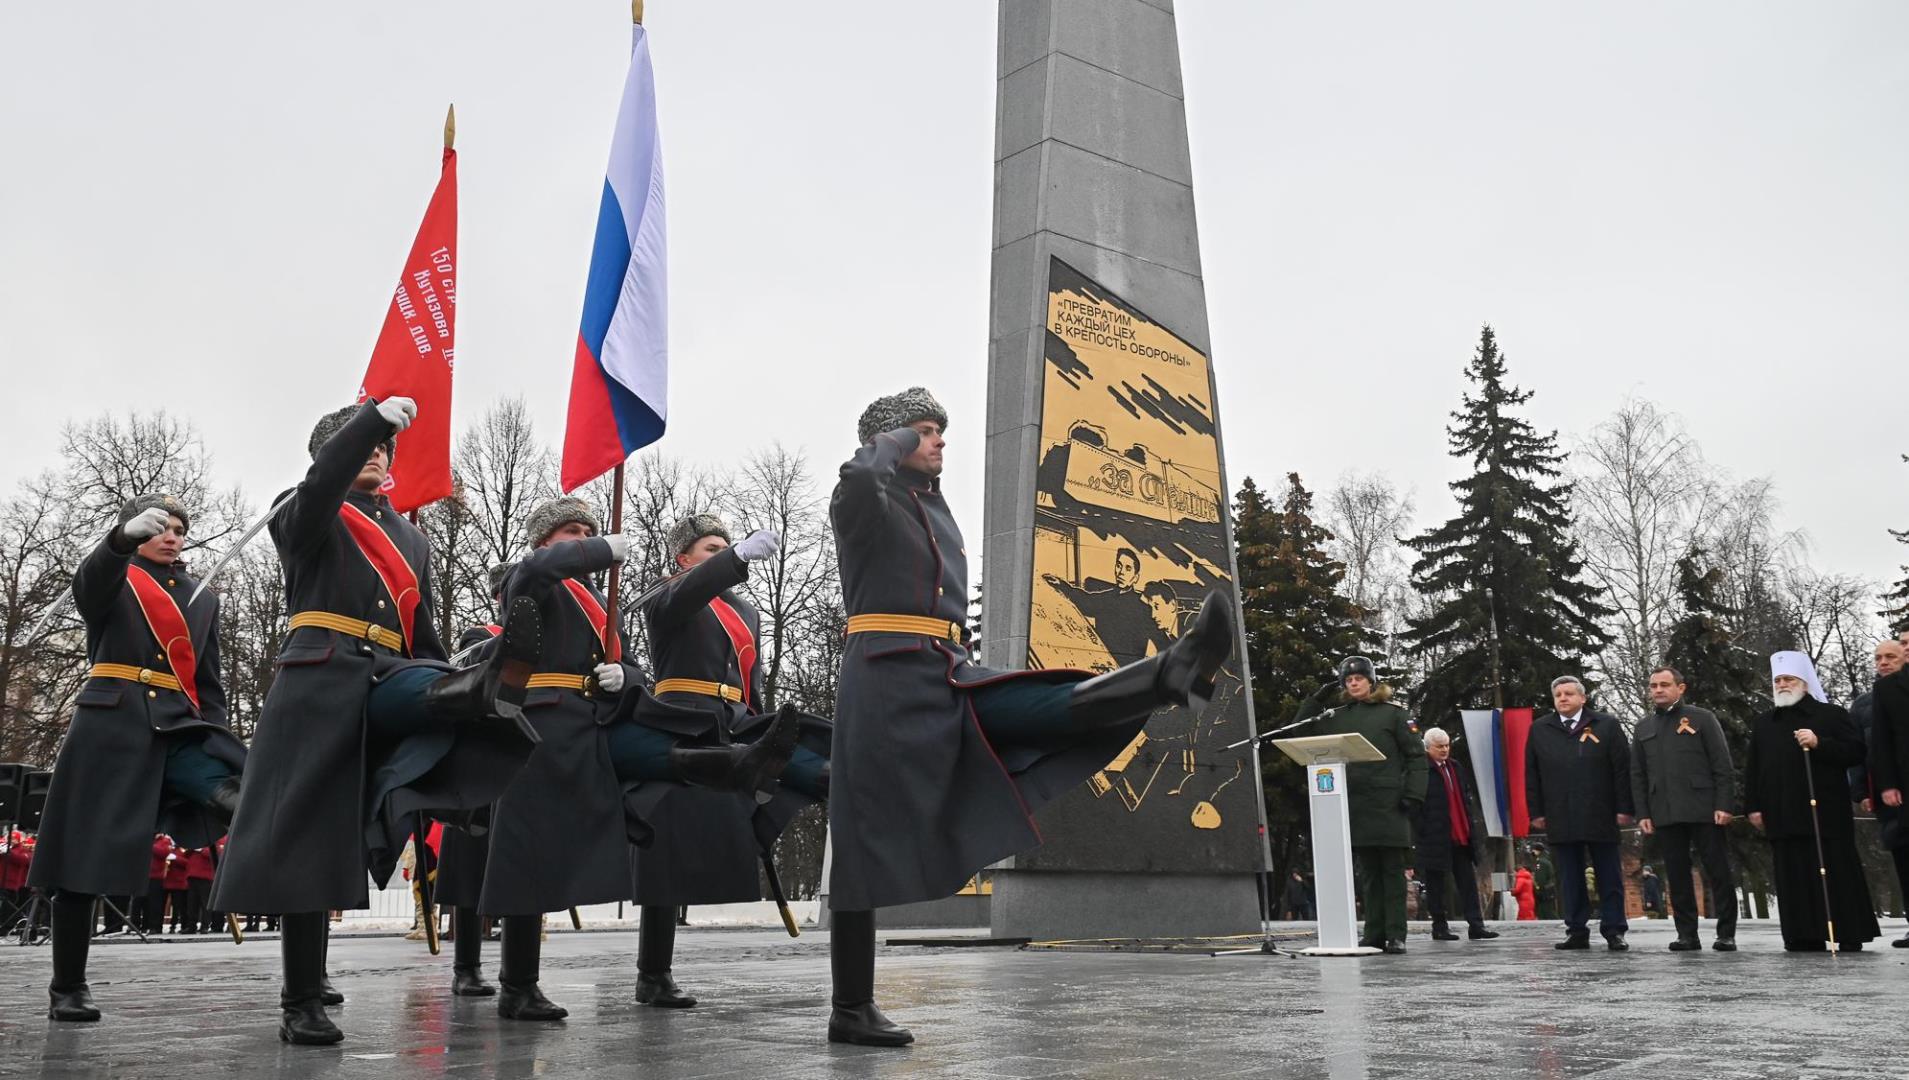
[561,579,622,664]
[338,503,421,654]
[707,596,757,708]
[126,565,201,713]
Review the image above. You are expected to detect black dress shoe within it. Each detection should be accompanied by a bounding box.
[1431,929,1460,941]
[1892,932,1909,949]
[279,1000,343,1045]
[497,981,568,1021]
[319,977,344,1007]
[1382,940,1407,954]
[1468,926,1500,940]
[1606,934,1629,951]
[452,967,496,997]
[634,971,696,1008]
[1668,937,1702,952]
[47,985,101,1022]
[1554,933,1591,950]
[1711,938,1737,952]
[1357,937,1381,950]
[828,1001,914,1047]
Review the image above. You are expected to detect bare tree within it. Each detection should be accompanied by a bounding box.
[455,397,558,574]
[722,445,838,709]
[1321,470,1415,646]
[1572,399,1726,715]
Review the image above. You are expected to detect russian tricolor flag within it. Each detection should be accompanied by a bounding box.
[562,21,668,492]
[1460,707,1534,838]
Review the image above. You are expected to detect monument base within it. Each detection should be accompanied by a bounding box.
[989,870,1260,941]
[816,892,992,930]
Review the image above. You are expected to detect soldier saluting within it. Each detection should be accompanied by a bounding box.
[825,388,1236,1047]
[211,399,545,1046]
[31,494,246,1022]
[476,498,803,1022]
[629,513,831,1009]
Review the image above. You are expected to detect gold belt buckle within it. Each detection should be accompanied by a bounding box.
[367,624,397,649]
[137,668,154,685]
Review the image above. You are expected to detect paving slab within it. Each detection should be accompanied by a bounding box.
[2,919,1905,1079]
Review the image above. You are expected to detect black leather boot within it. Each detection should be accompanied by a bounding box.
[496,916,566,1021]
[1468,922,1499,940]
[279,912,343,1045]
[827,909,912,1047]
[47,893,101,1022]
[634,907,695,1007]
[426,596,543,743]
[1066,593,1237,726]
[205,778,242,827]
[668,704,801,798]
[451,907,495,997]
[1430,921,1459,941]
[319,923,343,1005]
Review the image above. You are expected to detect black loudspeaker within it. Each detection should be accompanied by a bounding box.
[20,771,52,831]
[0,762,25,820]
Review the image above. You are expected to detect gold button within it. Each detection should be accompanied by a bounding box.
[147,690,157,699]
[377,599,387,609]
[582,690,593,699]
[156,651,166,661]
[936,587,945,596]
[375,510,384,519]
[167,579,177,587]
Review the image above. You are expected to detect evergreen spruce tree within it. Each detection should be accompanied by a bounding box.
[1661,547,1773,910]
[1883,455,1909,632]
[1235,473,1372,886]
[1402,326,1614,723]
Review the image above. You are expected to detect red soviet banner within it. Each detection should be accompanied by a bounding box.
[358,143,458,513]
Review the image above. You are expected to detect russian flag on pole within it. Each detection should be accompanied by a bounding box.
[1459,707,1536,838]
[561,22,668,492]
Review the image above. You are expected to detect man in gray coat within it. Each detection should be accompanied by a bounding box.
[1630,665,1738,951]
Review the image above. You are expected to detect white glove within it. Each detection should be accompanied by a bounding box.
[121,506,172,542]
[603,534,633,563]
[733,529,782,563]
[375,396,418,433]
[593,663,625,693]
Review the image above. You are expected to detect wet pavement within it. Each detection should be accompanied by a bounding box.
[1,918,1904,1078]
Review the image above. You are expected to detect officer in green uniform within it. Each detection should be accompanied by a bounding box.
[1289,657,1427,953]
[1532,846,1559,919]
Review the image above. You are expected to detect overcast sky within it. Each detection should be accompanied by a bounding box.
[3,3,1904,597]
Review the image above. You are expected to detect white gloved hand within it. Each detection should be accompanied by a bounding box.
[603,534,633,563]
[375,396,418,433]
[733,529,782,563]
[121,506,172,542]
[593,663,625,694]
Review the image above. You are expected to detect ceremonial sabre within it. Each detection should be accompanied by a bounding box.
[413,812,440,955]
[761,853,800,938]
[188,490,297,607]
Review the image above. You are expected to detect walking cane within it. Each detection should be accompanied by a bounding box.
[1800,745,1839,954]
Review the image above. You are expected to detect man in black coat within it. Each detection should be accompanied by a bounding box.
[211,399,547,1046]
[1748,651,1879,951]
[1630,665,1738,951]
[631,511,830,1010]
[1852,639,1909,946]
[825,388,1235,1047]
[1525,675,1634,951]
[28,495,247,1021]
[1413,727,1497,942]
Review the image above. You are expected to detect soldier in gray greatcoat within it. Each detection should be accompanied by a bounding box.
[630,512,829,1009]
[212,399,548,1046]
[825,388,1236,1047]
[1630,665,1739,951]
[30,494,246,1022]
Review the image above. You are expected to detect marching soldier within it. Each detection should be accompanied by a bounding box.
[1288,657,1428,954]
[210,399,546,1046]
[477,498,802,1022]
[29,494,246,1020]
[630,513,831,1008]
[826,389,1235,1046]
[434,571,511,998]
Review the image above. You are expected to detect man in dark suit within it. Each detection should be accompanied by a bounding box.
[1526,675,1634,951]
[1413,727,1498,942]
[1630,666,1738,952]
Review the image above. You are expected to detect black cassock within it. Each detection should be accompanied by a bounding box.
[1743,695,1880,949]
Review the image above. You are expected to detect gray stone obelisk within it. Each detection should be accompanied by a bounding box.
[982,0,1265,940]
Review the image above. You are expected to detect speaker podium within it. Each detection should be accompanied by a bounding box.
[1272,733,1387,956]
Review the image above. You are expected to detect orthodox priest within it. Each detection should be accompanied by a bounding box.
[1744,650,1879,951]
[30,495,247,1021]
[826,388,1236,1047]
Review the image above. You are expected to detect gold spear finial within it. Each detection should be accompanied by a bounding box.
[444,104,456,150]
[632,0,644,25]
